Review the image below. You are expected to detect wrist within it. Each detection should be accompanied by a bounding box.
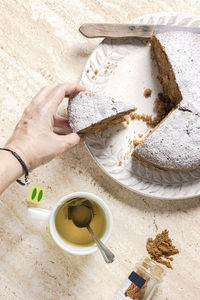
[0,150,24,194]
[0,150,23,176]
[5,142,31,170]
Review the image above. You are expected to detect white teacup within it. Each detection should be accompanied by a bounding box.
[28,192,113,255]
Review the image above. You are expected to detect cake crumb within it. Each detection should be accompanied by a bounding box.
[104,70,108,73]
[131,113,155,127]
[119,161,122,166]
[107,61,110,64]
[124,115,130,125]
[127,138,134,154]
[92,75,95,79]
[133,139,141,147]
[138,133,143,138]
[146,230,179,269]
[86,69,90,73]
[95,69,98,75]
[130,93,174,128]
[144,88,152,98]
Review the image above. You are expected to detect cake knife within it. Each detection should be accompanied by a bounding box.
[79,23,200,38]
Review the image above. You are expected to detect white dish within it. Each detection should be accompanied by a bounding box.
[80,12,200,200]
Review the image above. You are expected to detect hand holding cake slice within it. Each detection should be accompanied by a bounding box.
[68,92,136,134]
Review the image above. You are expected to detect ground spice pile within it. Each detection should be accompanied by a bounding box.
[146,230,179,269]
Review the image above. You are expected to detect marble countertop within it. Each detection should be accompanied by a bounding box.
[0,1,200,299]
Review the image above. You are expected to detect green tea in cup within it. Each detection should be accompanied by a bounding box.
[55,198,107,247]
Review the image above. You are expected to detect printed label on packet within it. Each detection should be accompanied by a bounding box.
[27,185,45,204]
[114,271,146,300]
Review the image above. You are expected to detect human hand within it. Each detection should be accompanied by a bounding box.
[5,83,85,170]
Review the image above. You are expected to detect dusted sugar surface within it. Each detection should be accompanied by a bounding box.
[134,110,200,170]
[68,92,136,133]
[156,31,200,115]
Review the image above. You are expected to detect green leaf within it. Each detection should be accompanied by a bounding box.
[31,188,37,200]
[37,190,43,202]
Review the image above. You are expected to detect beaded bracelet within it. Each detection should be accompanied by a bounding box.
[0,147,30,187]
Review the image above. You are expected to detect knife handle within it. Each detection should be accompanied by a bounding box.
[79,23,154,38]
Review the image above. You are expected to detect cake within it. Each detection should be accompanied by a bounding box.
[133,31,200,171]
[68,92,136,134]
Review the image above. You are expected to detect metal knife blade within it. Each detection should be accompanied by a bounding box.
[79,23,200,39]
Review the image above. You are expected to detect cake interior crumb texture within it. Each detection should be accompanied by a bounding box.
[151,34,182,107]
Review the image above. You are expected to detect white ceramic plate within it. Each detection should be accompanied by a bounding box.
[80,12,200,200]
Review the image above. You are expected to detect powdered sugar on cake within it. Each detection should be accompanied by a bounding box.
[68,92,136,133]
[134,110,200,170]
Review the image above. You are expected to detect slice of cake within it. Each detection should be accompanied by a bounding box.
[68,92,136,134]
[133,31,200,171]
[134,109,200,170]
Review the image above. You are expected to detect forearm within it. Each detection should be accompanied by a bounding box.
[0,150,23,195]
